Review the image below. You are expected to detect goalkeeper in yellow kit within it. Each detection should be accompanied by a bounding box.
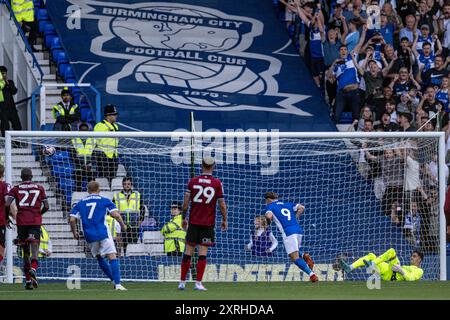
[339,248,424,281]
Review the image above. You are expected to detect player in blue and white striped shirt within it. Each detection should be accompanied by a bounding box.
[264,192,318,282]
[69,181,128,290]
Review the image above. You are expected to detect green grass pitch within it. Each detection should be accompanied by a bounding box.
[0,281,450,300]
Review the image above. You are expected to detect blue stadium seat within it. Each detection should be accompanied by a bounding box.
[37,8,48,22]
[56,52,69,73]
[50,37,62,58]
[339,112,353,124]
[39,19,50,34]
[64,65,76,82]
[44,24,57,48]
[80,106,95,123]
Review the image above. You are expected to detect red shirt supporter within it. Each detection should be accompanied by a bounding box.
[0,181,9,226]
[186,174,224,226]
[7,182,47,226]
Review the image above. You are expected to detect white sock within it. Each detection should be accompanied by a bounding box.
[309,272,315,277]
[195,281,202,286]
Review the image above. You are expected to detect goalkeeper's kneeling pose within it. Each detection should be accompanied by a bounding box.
[339,248,424,281]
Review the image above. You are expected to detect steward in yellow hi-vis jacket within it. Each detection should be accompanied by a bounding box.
[161,201,186,256]
[339,248,424,281]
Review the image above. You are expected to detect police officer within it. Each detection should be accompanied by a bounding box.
[113,177,145,251]
[161,202,186,257]
[93,104,119,183]
[71,123,95,191]
[52,87,80,131]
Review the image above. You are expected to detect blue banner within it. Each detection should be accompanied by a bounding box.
[46,0,336,131]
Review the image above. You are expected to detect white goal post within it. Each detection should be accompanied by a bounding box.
[3,130,447,283]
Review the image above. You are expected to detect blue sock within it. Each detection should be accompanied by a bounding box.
[294,258,313,276]
[109,259,121,285]
[97,257,113,281]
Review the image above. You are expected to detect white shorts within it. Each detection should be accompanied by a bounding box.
[88,237,116,257]
[283,234,303,255]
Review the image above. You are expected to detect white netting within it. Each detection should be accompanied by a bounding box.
[1,132,444,282]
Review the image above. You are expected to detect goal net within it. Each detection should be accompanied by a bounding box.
[2,131,447,283]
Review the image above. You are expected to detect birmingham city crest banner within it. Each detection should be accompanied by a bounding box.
[47,0,336,131]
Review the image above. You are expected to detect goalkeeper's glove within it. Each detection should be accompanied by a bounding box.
[391,264,405,276]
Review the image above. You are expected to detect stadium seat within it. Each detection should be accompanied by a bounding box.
[64,65,76,82]
[147,244,165,256]
[55,51,68,68]
[37,8,48,22]
[142,231,164,244]
[58,63,70,78]
[339,112,353,124]
[38,14,50,33]
[100,191,114,200]
[44,24,57,48]
[125,244,148,256]
[50,37,62,58]
[139,217,159,240]
[71,192,88,206]
[80,106,94,123]
[116,164,127,177]
[95,178,110,191]
[111,178,123,192]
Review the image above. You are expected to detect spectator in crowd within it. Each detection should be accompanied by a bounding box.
[106,213,123,256]
[403,201,422,247]
[398,112,416,131]
[413,40,442,75]
[364,147,405,215]
[385,99,399,123]
[93,104,119,182]
[288,2,326,88]
[417,55,450,88]
[396,37,415,73]
[70,123,95,192]
[344,18,362,52]
[367,13,396,47]
[11,0,38,52]
[323,28,344,109]
[397,91,419,115]
[398,0,418,24]
[353,51,395,101]
[369,86,395,121]
[389,67,421,99]
[374,112,400,131]
[435,76,449,111]
[417,86,448,130]
[245,215,278,257]
[326,44,361,122]
[161,201,186,257]
[0,66,21,137]
[357,106,375,130]
[416,1,435,32]
[399,14,418,43]
[438,3,450,57]
[113,177,145,253]
[52,87,80,131]
[416,185,439,253]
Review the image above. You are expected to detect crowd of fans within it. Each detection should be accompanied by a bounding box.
[276,0,449,133]
[274,0,449,251]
